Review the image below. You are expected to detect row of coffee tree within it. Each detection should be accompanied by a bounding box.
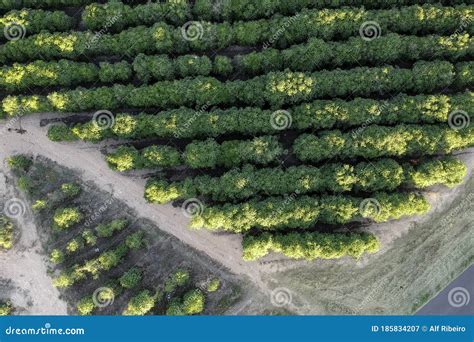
[3,60,471,117]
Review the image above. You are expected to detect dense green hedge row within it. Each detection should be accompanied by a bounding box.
[51,92,473,143]
[190,192,430,232]
[0,59,132,91]
[239,33,473,75]
[1,5,471,64]
[144,157,466,204]
[0,54,232,91]
[3,60,466,117]
[0,9,73,39]
[294,124,474,163]
[132,54,233,83]
[242,231,380,261]
[82,0,190,31]
[0,0,93,10]
[455,62,474,89]
[193,0,467,21]
[106,136,283,171]
[6,32,470,92]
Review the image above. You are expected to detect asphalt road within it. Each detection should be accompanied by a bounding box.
[417,264,474,315]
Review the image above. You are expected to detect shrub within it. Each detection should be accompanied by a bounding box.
[145,157,463,204]
[54,92,473,143]
[123,290,156,316]
[207,278,220,293]
[47,125,77,142]
[53,207,83,230]
[76,296,95,316]
[166,299,184,316]
[0,301,12,316]
[0,216,13,249]
[50,249,64,264]
[61,183,81,197]
[7,155,32,172]
[32,199,47,211]
[294,124,474,163]
[125,231,144,250]
[242,232,380,261]
[3,61,466,117]
[65,236,85,254]
[17,176,33,193]
[182,289,205,315]
[95,218,128,238]
[119,267,142,289]
[191,192,430,232]
[164,269,190,293]
[82,229,97,246]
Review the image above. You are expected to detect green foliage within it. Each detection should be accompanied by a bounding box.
[60,92,473,143]
[294,124,474,163]
[61,182,81,197]
[17,176,33,193]
[0,59,97,91]
[98,61,132,83]
[0,216,14,249]
[405,157,467,188]
[107,136,282,171]
[52,207,83,230]
[0,8,74,39]
[2,4,470,66]
[455,61,474,89]
[7,32,468,92]
[242,232,380,261]
[95,218,128,238]
[239,33,473,75]
[7,154,32,173]
[181,289,205,315]
[123,290,156,316]
[166,289,205,316]
[192,0,463,21]
[49,248,64,264]
[4,60,466,117]
[106,145,182,171]
[0,301,12,316]
[166,299,185,316]
[164,269,190,293]
[65,236,85,254]
[0,0,93,11]
[47,125,78,142]
[53,241,131,288]
[76,296,95,316]
[207,278,221,293]
[145,157,463,204]
[32,199,47,211]
[82,229,97,246]
[125,231,144,250]
[191,192,430,232]
[82,0,190,31]
[119,267,142,289]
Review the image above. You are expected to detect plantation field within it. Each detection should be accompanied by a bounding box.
[0,0,473,315]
